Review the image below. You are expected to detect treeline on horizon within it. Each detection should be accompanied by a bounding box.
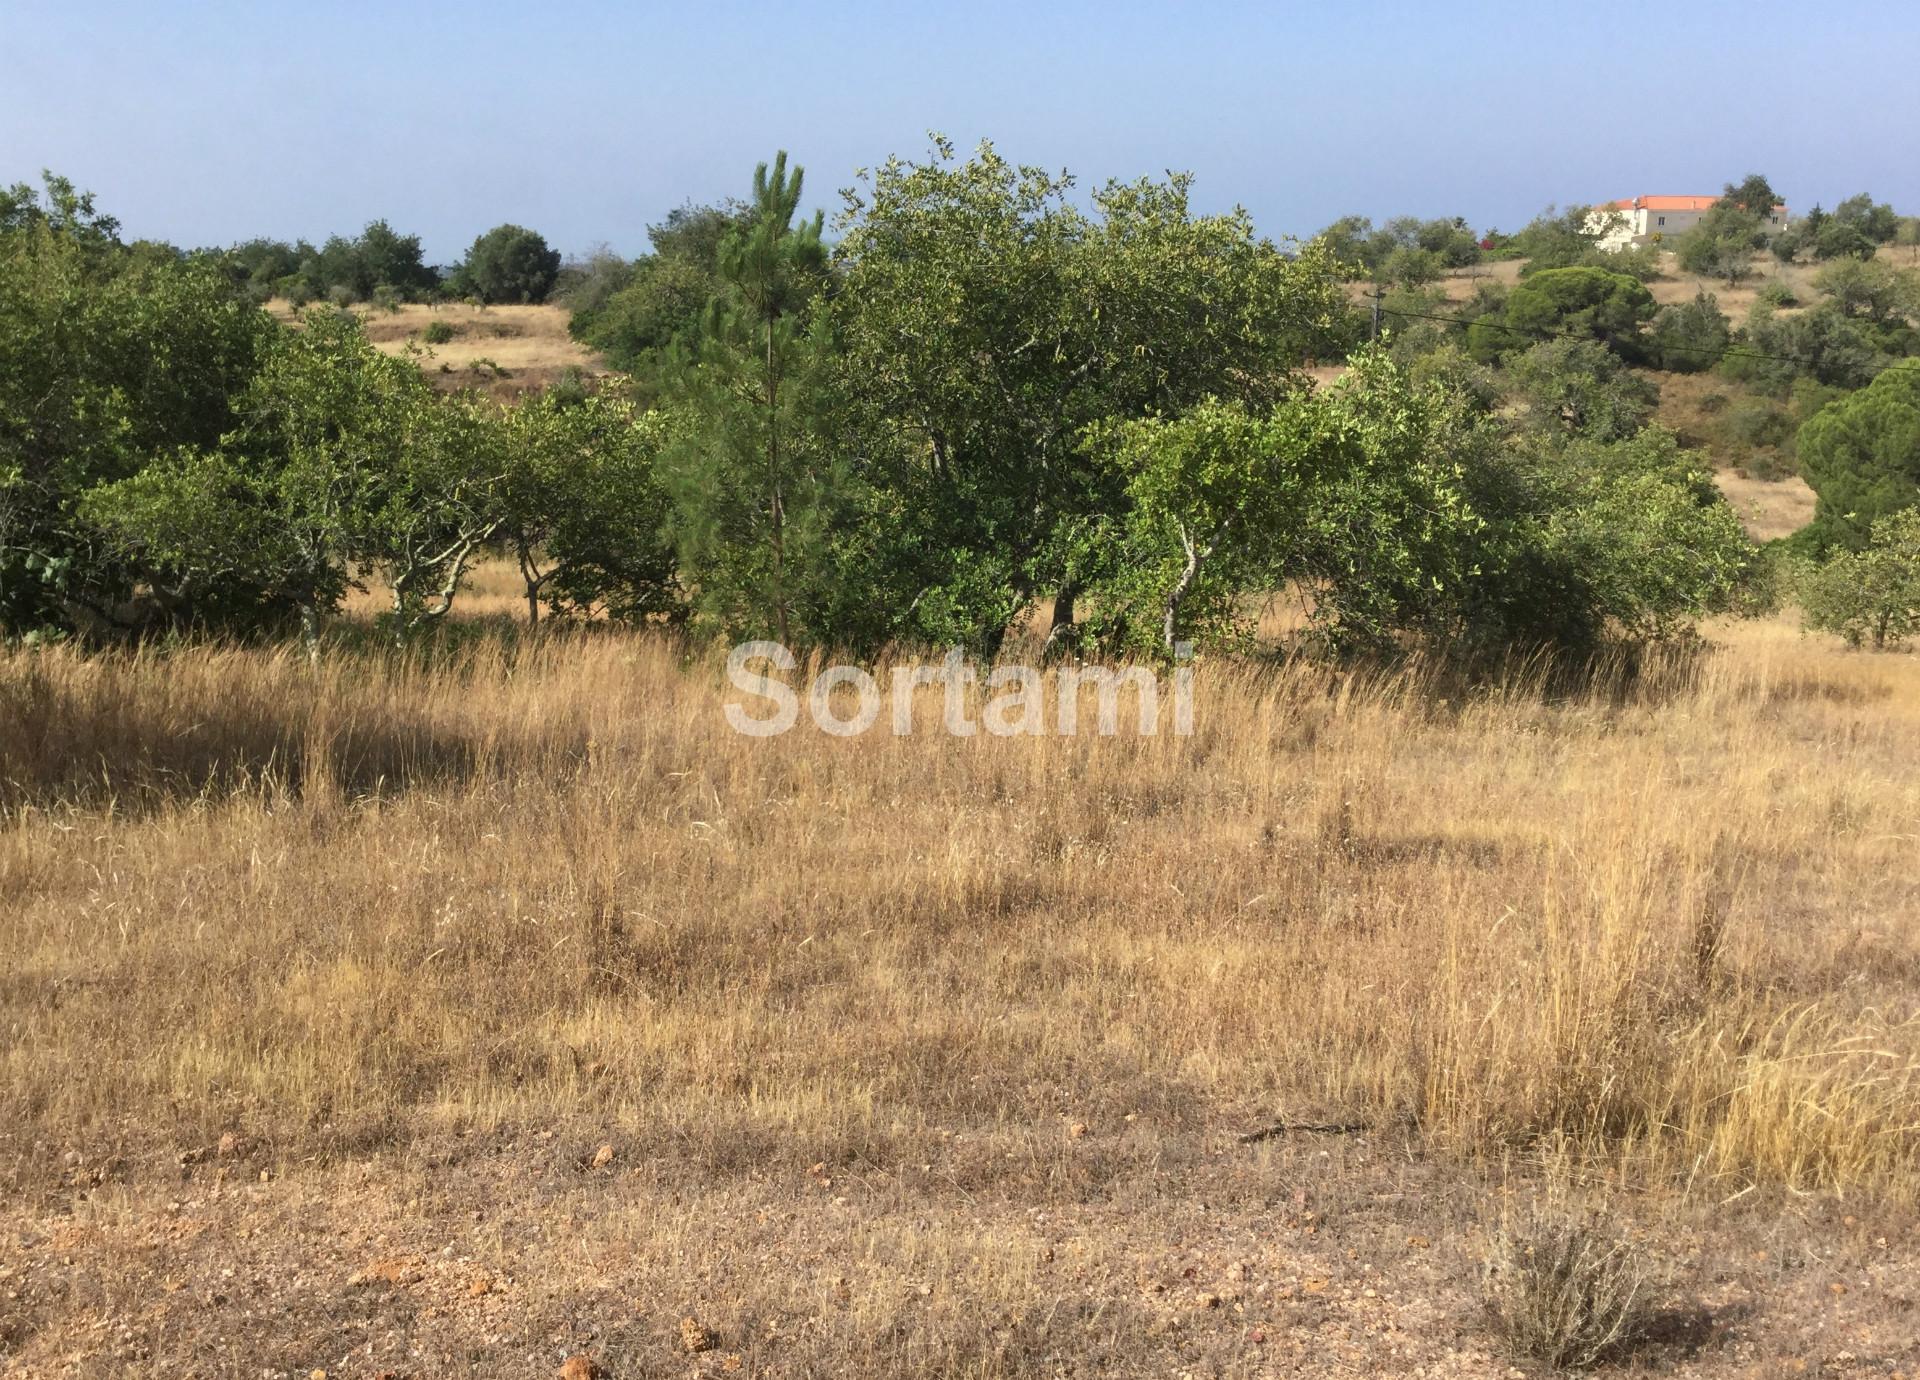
[4,148,1920,659]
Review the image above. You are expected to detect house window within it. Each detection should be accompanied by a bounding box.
[1657,216,1666,226]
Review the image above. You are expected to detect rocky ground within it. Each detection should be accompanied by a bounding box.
[4,1121,1915,1379]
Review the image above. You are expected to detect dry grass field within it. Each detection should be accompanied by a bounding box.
[4,613,1920,1377]
[268,301,605,400]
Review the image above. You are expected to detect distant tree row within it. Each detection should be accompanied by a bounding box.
[1,186,573,311]
[0,153,1787,662]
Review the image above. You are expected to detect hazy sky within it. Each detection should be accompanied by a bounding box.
[6,0,1915,263]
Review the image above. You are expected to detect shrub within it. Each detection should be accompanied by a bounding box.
[1798,506,1920,647]
[1483,1205,1653,1370]
[1756,279,1798,308]
[421,319,455,345]
[1717,397,1793,455]
[1507,337,1658,440]
[1649,292,1730,372]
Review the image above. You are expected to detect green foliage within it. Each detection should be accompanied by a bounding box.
[1813,257,1919,324]
[1313,214,1481,284]
[1795,360,1920,552]
[1721,173,1782,216]
[500,391,681,624]
[1502,427,1758,644]
[568,203,754,383]
[1726,299,1915,393]
[1507,338,1658,440]
[1093,351,1752,656]
[1508,206,1606,274]
[0,189,269,634]
[1649,292,1731,372]
[453,223,561,304]
[1674,209,1765,283]
[658,152,843,645]
[575,254,716,373]
[1832,193,1901,245]
[554,246,636,323]
[2,160,1779,663]
[421,318,455,345]
[1091,349,1490,653]
[1476,266,1656,361]
[1798,506,1920,647]
[833,137,1350,652]
[1774,203,1881,262]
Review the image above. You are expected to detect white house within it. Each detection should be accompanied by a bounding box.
[1586,195,1789,251]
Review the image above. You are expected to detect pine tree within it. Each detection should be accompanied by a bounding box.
[660,152,839,644]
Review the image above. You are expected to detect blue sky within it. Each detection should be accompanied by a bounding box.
[5,0,1915,263]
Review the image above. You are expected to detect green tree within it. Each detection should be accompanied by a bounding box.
[1,180,268,635]
[1649,292,1731,371]
[1508,206,1606,273]
[85,311,507,650]
[1507,337,1658,440]
[1795,360,1920,552]
[1093,348,1488,653]
[454,223,562,304]
[1832,193,1900,245]
[1816,221,1878,262]
[658,152,839,645]
[1812,257,1919,324]
[1721,174,1782,216]
[570,203,754,380]
[831,137,1348,653]
[499,391,681,625]
[1474,266,1656,360]
[1726,297,1915,394]
[1798,506,1920,647]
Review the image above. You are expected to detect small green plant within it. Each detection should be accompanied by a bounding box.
[1483,1204,1653,1370]
[1757,279,1798,308]
[421,319,454,345]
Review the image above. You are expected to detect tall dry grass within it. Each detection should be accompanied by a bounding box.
[2,618,1917,1206]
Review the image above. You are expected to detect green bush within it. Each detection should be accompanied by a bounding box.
[1649,292,1730,372]
[421,319,454,345]
[1798,507,1920,647]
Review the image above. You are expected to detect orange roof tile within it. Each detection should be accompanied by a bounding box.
[1600,194,1787,213]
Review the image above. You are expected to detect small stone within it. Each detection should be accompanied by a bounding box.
[590,1143,615,1170]
[468,1274,492,1297]
[1068,1122,1089,1139]
[557,1355,599,1380]
[217,1133,240,1157]
[680,1315,717,1354]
